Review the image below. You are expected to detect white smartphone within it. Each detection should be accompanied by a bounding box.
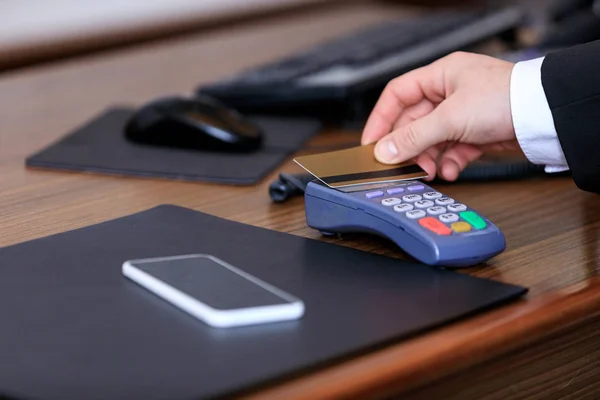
[122,254,304,328]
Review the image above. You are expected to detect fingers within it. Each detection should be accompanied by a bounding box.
[416,143,445,181]
[416,152,437,180]
[361,66,445,145]
[361,75,421,146]
[373,101,454,164]
[392,98,436,131]
[438,143,483,181]
[414,143,483,182]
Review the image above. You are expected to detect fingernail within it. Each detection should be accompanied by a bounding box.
[375,138,398,162]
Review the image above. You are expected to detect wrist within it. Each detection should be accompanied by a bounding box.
[510,56,568,169]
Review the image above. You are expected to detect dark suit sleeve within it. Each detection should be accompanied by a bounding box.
[541,40,600,193]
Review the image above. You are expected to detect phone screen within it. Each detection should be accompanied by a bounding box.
[129,255,292,310]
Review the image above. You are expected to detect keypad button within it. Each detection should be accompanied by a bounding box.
[381,197,402,206]
[406,210,426,219]
[393,203,414,213]
[423,191,442,199]
[407,185,425,192]
[386,187,405,195]
[427,206,446,215]
[419,217,452,235]
[460,211,487,230]
[435,197,455,206]
[447,203,467,212]
[415,200,435,209]
[402,194,422,202]
[439,213,459,223]
[451,222,472,233]
[366,191,384,199]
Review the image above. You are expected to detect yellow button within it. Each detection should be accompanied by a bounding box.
[451,222,472,233]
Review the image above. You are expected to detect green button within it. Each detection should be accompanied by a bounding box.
[459,211,487,230]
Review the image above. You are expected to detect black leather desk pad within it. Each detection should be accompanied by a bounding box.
[0,205,527,400]
[25,108,321,185]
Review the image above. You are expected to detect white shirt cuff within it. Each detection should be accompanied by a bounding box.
[510,56,569,173]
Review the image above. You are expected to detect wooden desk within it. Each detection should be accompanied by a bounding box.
[1,2,599,399]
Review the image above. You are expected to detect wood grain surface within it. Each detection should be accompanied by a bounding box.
[1,2,599,399]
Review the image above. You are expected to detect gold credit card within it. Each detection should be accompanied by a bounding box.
[294,144,428,189]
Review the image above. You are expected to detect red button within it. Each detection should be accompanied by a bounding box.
[419,217,451,235]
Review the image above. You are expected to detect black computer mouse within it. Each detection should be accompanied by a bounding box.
[124,95,263,152]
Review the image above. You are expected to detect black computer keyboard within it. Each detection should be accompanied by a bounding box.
[197,7,524,124]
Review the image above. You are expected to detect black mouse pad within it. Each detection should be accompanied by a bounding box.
[0,205,527,400]
[25,108,322,185]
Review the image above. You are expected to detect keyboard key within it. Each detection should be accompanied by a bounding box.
[460,211,487,229]
[427,206,446,215]
[439,213,459,223]
[419,217,452,235]
[435,197,455,206]
[402,194,422,202]
[366,191,384,199]
[406,210,426,219]
[381,197,402,206]
[386,187,405,195]
[415,200,435,209]
[447,203,467,212]
[407,185,425,192]
[393,203,414,213]
[451,222,472,233]
[423,191,442,199]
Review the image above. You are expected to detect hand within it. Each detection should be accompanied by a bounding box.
[361,51,519,181]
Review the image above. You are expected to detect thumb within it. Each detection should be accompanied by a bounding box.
[374,102,454,164]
